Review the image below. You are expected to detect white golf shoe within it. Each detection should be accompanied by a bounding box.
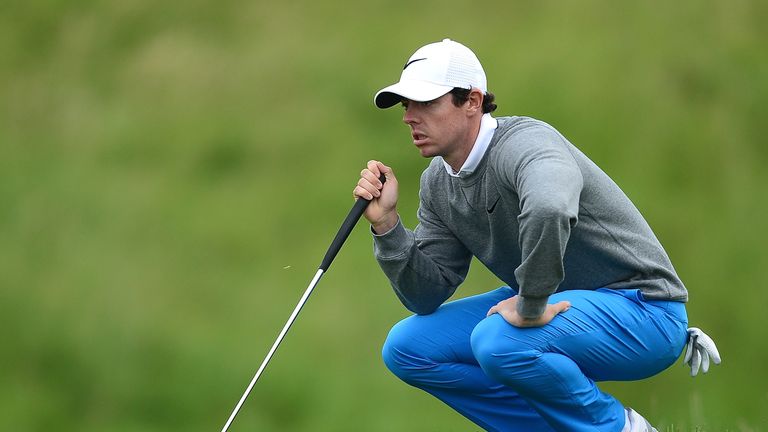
[623,408,659,432]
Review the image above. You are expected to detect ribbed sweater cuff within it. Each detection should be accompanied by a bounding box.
[371,217,411,259]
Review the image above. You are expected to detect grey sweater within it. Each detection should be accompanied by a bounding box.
[373,116,688,318]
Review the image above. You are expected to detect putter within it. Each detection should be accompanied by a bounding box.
[220,175,386,432]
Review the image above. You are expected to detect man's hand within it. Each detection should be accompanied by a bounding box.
[487,295,571,328]
[354,160,399,234]
[684,327,722,376]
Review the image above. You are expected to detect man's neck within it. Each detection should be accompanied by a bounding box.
[445,117,483,173]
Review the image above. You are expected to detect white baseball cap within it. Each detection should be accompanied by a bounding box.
[374,39,487,109]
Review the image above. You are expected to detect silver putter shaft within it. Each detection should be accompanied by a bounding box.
[221,176,384,431]
[220,268,324,432]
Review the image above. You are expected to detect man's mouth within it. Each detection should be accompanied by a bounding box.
[412,132,427,144]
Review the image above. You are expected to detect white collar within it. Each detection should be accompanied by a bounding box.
[443,114,498,177]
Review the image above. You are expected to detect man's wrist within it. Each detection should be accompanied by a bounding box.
[372,214,398,235]
[516,296,548,319]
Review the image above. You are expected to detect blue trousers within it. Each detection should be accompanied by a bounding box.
[382,287,688,431]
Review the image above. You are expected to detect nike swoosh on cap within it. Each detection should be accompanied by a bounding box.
[403,58,427,70]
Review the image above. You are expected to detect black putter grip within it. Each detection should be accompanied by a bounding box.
[319,174,386,272]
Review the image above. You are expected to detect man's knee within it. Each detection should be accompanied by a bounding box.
[470,316,541,385]
[381,317,430,385]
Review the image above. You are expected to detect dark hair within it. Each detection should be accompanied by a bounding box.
[449,88,497,113]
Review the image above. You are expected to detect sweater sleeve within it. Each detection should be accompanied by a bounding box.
[373,173,472,315]
[497,125,584,318]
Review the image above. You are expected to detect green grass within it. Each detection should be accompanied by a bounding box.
[1,0,767,430]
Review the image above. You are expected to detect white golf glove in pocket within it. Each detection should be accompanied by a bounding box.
[683,327,721,376]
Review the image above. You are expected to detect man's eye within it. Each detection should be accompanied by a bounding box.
[420,101,433,107]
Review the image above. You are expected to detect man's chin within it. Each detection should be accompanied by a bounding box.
[416,146,436,158]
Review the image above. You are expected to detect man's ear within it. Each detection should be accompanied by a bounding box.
[466,89,484,115]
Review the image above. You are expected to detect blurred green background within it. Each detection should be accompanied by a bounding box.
[1,0,766,430]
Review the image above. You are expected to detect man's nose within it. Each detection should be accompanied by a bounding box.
[403,106,418,125]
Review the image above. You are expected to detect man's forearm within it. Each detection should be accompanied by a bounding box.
[373,219,470,314]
